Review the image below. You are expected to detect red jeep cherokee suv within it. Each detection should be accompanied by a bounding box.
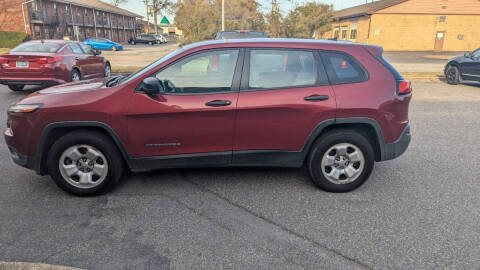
[4,39,412,196]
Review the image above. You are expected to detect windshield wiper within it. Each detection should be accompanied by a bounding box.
[106,75,125,87]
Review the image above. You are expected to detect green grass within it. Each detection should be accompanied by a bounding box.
[0,31,30,48]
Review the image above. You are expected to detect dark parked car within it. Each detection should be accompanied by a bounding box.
[128,34,157,45]
[0,40,111,91]
[214,30,268,39]
[445,48,480,84]
[5,39,411,196]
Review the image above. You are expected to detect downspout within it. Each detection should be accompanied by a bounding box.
[366,14,371,43]
[93,8,97,37]
[69,1,77,40]
[109,12,113,40]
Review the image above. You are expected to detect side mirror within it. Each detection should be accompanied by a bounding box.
[465,52,472,58]
[94,50,102,56]
[137,77,164,95]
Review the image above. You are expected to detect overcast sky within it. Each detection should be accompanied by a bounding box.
[118,0,370,22]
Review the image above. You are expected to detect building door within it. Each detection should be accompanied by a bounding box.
[434,31,445,52]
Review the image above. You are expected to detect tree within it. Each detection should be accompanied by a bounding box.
[151,0,171,34]
[174,0,265,44]
[284,2,333,39]
[110,0,128,7]
[266,0,283,37]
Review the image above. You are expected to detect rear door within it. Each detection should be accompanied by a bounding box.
[232,48,336,163]
[126,48,244,165]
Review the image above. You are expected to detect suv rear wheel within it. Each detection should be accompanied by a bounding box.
[308,129,374,192]
[47,131,124,196]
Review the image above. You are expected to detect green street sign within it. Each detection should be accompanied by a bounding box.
[160,16,170,24]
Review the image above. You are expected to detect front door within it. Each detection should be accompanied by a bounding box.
[126,48,243,165]
[79,43,104,76]
[233,49,336,164]
[434,31,445,52]
[461,48,480,81]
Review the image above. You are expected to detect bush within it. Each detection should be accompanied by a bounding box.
[0,31,30,48]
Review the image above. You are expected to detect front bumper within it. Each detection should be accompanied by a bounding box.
[380,124,411,161]
[7,145,37,172]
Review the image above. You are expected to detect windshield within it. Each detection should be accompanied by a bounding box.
[118,46,186,85]
[11,42,62,53]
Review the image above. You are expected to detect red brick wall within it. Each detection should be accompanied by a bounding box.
[0,0,32,34]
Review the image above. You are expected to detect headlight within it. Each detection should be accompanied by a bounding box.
[8,104,42,113]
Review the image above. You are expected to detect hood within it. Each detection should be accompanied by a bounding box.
[39,77,108,95]
[448,55,465,63]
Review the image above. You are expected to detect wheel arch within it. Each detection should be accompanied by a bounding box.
[302,118,385,162]
[35,121,131,175]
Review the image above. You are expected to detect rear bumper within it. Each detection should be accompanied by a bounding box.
[0,77,64,86]
[380,123,411,161]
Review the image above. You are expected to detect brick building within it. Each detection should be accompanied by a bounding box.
[0,0,142,43]
[322,0,480,51]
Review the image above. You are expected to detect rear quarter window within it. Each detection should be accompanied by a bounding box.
[320,51,368,85]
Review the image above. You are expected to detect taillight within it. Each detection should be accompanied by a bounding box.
[397,80,412,95]
[36,56,62,64]
[0,57,8,64]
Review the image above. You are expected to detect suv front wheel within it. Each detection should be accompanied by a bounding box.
[47,131,124,196]
[308,129,374,192]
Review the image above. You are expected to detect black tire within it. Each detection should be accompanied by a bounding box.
[8,85,24,91]
[47,131,124,196]
[104,62,111,78]
[71,69,81,82]
[148,41,153,45]
[445,65,459,85]
[307,129,375,192]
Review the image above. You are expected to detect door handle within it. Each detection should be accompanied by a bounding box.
[75,57,79,60]
[304,95,329,101]
[205,100,231,107]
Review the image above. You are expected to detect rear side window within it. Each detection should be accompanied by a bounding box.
[320,51,368,84]
[248,49,318,90]
[11,42,61,53]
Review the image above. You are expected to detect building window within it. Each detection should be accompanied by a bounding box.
[341,27,347,39]
[34,25,41,37]
[458,34,464,40]
[85,9,88,16]
[333,28,339,39]
[439,16,446,22]
[350,29,357,40]
[31,0,38,11]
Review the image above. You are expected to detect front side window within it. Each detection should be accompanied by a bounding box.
[248,49,317,90]
[471,48,480,58]
[68,43,83,54]
[79,43,94,55]
[320,51,368,84]
[155,49,239,94]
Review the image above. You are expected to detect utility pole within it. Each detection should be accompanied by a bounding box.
[221,0,224,31]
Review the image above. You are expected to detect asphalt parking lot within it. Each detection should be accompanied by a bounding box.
[0,81,480,270]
